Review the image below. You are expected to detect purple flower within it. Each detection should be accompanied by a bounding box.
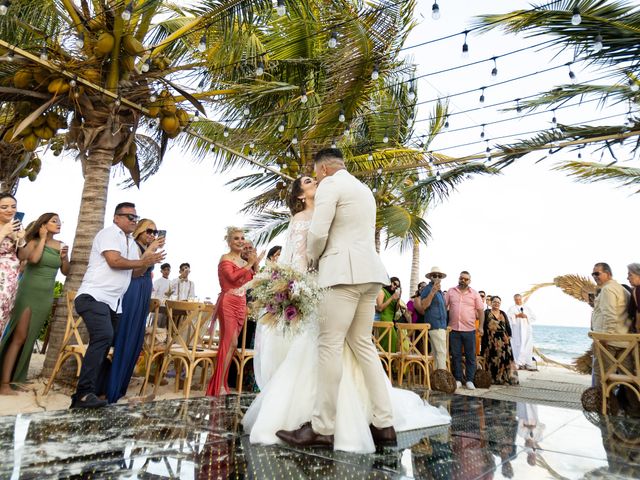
[275,291,288,303]
[265,304,276,313]
[271,271,281,280]
[284,305,298,322]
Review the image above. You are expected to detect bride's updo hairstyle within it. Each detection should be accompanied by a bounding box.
[224,226,245,246]
[287,177,306,216]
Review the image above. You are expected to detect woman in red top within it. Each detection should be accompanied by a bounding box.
[207,227,263,396]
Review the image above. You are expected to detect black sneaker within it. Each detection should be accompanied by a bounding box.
[70,393,108,409]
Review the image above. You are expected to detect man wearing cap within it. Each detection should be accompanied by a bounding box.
[415,267,448,371]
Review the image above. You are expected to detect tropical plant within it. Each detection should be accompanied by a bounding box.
[0,0,273,375]
[474,0,640,190]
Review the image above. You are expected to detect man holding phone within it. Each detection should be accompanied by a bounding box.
[72,202,165,408]
[416,267,448,371]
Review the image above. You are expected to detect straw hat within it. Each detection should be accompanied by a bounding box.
[425,266,447,279]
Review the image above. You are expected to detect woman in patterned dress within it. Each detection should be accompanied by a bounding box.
[482,296,519,385]
[0,193,26,337]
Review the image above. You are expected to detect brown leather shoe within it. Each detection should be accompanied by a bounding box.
[370,424,397,447]
[276,422,334,448]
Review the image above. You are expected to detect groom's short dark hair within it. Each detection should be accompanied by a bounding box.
[314,148,344,164]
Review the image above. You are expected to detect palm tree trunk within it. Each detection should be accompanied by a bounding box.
[375,227,381,254]
[0,143,24,194]
[409,237,420,294]
[42,148,113,377]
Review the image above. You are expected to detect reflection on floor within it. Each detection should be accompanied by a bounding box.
[0,391,638,479]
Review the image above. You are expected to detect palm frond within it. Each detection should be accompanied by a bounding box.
[244,209,290,247]
[554,161,640,192]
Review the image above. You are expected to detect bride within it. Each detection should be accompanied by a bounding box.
[243,176,450,453]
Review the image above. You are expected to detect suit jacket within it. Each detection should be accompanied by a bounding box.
[307,169,389,288]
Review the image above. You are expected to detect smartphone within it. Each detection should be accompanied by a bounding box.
[14,212,25,223]
[157,229,166,239]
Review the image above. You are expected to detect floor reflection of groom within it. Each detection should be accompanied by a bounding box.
[276,148,396,449]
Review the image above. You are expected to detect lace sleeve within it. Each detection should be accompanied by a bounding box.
[279,217,311,273]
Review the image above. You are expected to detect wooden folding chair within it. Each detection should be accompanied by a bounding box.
[397,323,432,389]
[372,321,399,380]
[139,299,167,396]
[44,291,86,394]
[232,317,255,394]
[589,332,640,415]
[153,300,217,398]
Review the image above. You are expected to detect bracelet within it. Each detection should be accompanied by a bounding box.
[16,238,26,248]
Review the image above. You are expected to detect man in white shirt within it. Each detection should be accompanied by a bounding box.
[152,263,172,299]
[507,294,537,370]
[170,262,196,301]
[72,202,165,408]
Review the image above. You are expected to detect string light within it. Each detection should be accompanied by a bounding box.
[431,1,440,20]
[444,116,449,129]
[408,84,416,102]
[149,92,157,102]
[551,109,557,125]
[331,139,337,148]
[276,0,286,17]
[69,76,77,87]
[114,96,121,107]
[122,1,134,21]
[249,141,255,149]
[371,63,379,81]
[75,35,84,49]
[6,51,14,62]
[368,153,373,161]
[376,167,382,174]
[382,131,389,143]
[278,120,286,133]
[255,60,264,77]
[491,57,498,78]
[243,106,250,117]
[338,109,346,122]
[479,87,485,104]
[223,127,229,137]
[485,141,491,159]
[516,98,522,113]
[198,34,207,53]
[39,46,48,61]
[0,1,8,15]
[480,124,485,138]
[291,133,298,144]
[567,62,576,81]
[435,171,441,181]
[141,59,151,73]
[328,30,338,49]
[629,78,639,92]
[343,125,351,136]
[196,79,205,93]
[461,31,469,59]
[300,85,308,104]
[592,33,603,53]
[571,7,582,26]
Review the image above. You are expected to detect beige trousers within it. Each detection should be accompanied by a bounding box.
[311,283,394,435]
[429,328,448,371]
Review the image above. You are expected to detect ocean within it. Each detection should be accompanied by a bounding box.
[532,325,591,364]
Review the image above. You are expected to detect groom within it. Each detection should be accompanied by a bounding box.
[276,148,396,448]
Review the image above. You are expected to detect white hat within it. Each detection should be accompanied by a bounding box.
[425,266,447,279]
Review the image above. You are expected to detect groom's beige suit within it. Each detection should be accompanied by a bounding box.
[307,169,394,435]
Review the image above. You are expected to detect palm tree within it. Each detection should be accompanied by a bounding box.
[0,0,273,375]
[474,0,640,190]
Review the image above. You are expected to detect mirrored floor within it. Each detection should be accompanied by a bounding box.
[0,391,638,479]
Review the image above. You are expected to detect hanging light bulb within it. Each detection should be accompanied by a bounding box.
[461,31,469,59]
[6,51,14,62]
[75,35,84,49]
[249,141,255,149]
[255,60,264,77]
[69,77,77,88]
[568,67,576,82]
[368,153,373,161]
[223,127,229,138]
[578,151,582,159]
[122,1,134,21]
[371,63,379,81]
[382,132,389,143]
[408,82,416,101]
[551,110,557,125]
[114,96,121,107]
[328,30,338,49]
[300,85,308,104]
[435,171,441,181]
[516,99,522,113]
[485,144,491,159]
[243,106,250,117]
[149,92,157,103]
[40,46,48,61]
[198,34,207,53]
[479,87,485,104]
[291,133,298,145]
[0,1,8,15]
[343,125,350,136]
[278,120,286,133]
[571,7,582,26]
[276,0,286,16]
[593,34,603,53]
[491,57,498,78]
[372,187,377,193]
[338,109,346,122]
[431,1,440,20]
[376,167,382,174]
[444,117,449,129]
[480,124,485,138]
[629,78,639,92]
[331,139,337,148]
[196,79,205,94]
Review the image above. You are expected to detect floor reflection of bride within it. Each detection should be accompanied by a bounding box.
[243,176,451,454]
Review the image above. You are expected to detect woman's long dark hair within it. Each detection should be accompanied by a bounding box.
[25,212,58,243]
[383,276,400,294]
[287,177,306,216]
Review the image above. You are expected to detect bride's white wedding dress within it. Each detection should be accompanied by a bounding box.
[243,217,450,453]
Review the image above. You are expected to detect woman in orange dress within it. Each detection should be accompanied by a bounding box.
[207,227,263,396]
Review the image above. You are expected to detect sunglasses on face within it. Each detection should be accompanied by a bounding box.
[391,282,400,288]
[431,274,444,279]
[592,272,601,277]
[116,213,140,222]
[146,228,158,236]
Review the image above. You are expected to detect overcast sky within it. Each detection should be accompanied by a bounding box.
[14,0,639,328]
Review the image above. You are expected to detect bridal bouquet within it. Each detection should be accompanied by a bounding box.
[249,263,323,333]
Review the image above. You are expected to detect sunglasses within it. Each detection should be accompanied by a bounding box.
[430,274,444,279]
[592,272,601,277]
[146,228,158,236]
[391,282,400,287]
[116,213,140,222]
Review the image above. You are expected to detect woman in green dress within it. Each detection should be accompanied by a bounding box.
[375,277,401,352]
[0,213,69,394]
